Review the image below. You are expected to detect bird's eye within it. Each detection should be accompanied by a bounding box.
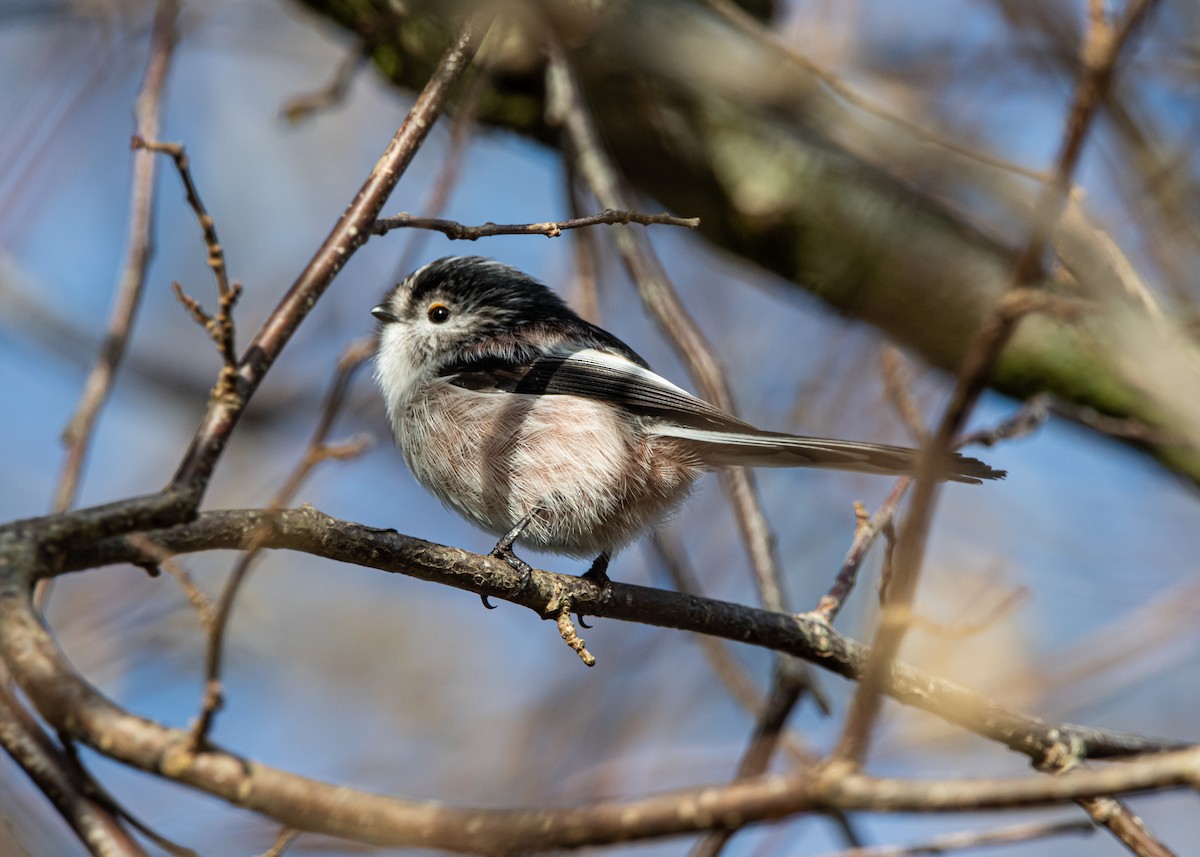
[427,303,451,324]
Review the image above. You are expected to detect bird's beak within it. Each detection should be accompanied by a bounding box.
[371,305,399,324]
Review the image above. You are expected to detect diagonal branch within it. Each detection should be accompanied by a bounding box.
[170,10,492,496]
[52,0,179,516]
[0,681,149,857]
[546,37,788,616]
[833,0,1162,770]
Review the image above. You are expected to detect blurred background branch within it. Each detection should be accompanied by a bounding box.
[295,0,1200,482]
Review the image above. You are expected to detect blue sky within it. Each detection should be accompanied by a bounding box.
[1,2,1197,855]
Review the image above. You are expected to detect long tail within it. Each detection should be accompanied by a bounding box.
[651,426,1005,484]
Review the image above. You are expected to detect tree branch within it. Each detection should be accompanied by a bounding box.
[373,209,699,239]
[170,10,491,494]
[60,506,1187,764]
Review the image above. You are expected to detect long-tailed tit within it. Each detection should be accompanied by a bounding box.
[372,256,1004,583]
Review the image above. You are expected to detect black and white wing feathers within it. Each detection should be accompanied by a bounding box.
[441,346,1004,484]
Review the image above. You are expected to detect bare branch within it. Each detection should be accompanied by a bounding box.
[808,817,1093,857]
[833,0,1161,769]
[690,657,812,857]
[131,139,237,377]
[169,10,492,495]
[0,682,148,857]
[282,42,369,123]
[255,827,300,857]
[190,338,375,748]
[373,208,700,240]
[65,506,1188,763]
[0,572,1195,856]
[52,0,180,516]
[546,39,787,618]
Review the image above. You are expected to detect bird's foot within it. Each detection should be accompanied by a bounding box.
[576,552,612,628]
[481,512,537,609]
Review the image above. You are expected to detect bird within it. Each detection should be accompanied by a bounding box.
[371,256,1003,585]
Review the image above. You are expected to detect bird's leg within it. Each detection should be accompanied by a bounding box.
[582,552,611,587]
[575,552,612,628]
[482,510,538,609]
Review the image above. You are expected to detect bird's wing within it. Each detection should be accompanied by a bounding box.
[444,347,756,432]
[443,348,1005,484]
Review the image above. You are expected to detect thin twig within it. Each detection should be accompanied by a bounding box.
[832,0,1160,769]
[701,0,1049,183]
[814,478,909,623]
[955,395,1051,448]
[134,137,239,379]
[878,346,929,445]
[131,139,234,300]
[808,817,1093,857]
[652,531,827,760]
[546,41,785,616]
[909,585,1029,639]
[652,530,861,851]
[282,42,369,123]
[256,827,300,857]
[51,0,179,517]
[392,69,486,279]
[189,339,375,749]
[0,682,149,857]
[690,657,814,857]
[816,395,1046,623]
[124,533,216,631]
[169,278,242,379]
[373,209,700,240]
[170,10,492,495]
